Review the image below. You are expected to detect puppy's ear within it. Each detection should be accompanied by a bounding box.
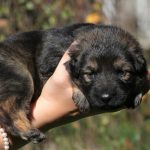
[125,45,149,108]
[131,50,149,108]
[134,52,147,74]
[66,41,82,79]
[68,41,81,60]
[135,52,149,91]
[66,42,90,113]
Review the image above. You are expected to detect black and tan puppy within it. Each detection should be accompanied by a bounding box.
[0,23,149,143]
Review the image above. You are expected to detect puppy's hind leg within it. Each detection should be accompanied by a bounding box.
[11,70,46,143]
[0,63,45,143]
[0,96,45,143]
[11,108,45,143]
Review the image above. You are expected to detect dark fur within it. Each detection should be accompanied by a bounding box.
[0,23,149,142]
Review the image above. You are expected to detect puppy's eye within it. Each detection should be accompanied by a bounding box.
[120,71,132,81]
[82,72,95,82]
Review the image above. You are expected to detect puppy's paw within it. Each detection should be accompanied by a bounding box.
[134,93,142,107]
[22,128,45,143]
[72,87,90,113]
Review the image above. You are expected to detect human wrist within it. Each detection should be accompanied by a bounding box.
[31,91,79,128]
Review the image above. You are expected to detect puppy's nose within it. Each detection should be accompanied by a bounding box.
[101,93,111,103]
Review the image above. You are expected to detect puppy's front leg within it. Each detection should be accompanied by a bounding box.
[72,87,90,113]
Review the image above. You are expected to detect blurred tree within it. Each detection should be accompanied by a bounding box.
[102,0,150,50]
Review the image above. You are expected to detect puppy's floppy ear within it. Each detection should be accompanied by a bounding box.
[129,49,149,108]
[68,40,81,59]
[65,41,90,113]
[66,41,82,79]
[134,50,149,92]
[133,52,147,74]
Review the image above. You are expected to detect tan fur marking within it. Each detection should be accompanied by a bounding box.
[0,97,31,133]
[88,58,98,70]
[0,96,16,112]
[113,59,125,69]
[13,110,31,132]
[114,58,133,71]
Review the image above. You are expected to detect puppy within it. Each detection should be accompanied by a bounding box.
[0,23,149,143]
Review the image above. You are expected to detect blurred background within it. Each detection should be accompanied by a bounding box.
[0,0,150,150]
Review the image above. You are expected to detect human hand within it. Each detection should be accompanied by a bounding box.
[31,47,79,128]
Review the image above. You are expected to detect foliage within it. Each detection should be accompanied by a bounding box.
[0,0,102,41]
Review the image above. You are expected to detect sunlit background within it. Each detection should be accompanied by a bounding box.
[0,0,150,150]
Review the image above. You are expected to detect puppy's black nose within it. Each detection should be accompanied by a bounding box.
[101,93,111,103]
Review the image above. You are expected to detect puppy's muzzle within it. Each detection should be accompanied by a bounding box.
[101,93,111,104]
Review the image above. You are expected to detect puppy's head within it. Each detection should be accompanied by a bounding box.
[68,25,149,112]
